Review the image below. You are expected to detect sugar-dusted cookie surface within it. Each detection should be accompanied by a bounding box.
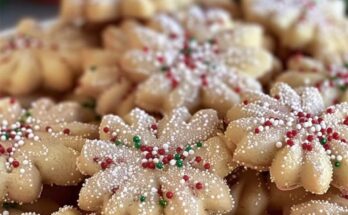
[117,7,270,115]
[0,98,98,204]
[276,55,348,106]
[0,205,80,215]
[60,0,193,24]
[290,200,348,215]
[77,107,234,214]
[243,0,348,64]
[225,83,348,194]
[0,19,95,96]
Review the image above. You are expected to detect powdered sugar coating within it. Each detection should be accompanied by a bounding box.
[77,107,234,214]
[225,83,348,194]
[121,7,270,115]
[276,55,348,106]
[0,97,98,204]
[290,200,348,215]
[243,0,348,64]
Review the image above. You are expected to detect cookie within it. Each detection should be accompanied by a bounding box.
[227,169,269,215]
[225,82,348,194]
[0,97,98,203]
[269,183,348,214]
[77,107,234,214]
[290,200,348,215]
[60,0,193,24]
[276,55,348,106]
[75,49,135,116]
[51,206,81,215]
[242,0,348,64]
[118,8,271,115]
[0,205,80,215]
[0,19,94,96]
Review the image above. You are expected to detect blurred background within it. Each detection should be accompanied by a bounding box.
[0,0,59,29]
[1,0,348,30]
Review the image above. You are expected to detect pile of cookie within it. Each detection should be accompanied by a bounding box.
[1,0,348,214]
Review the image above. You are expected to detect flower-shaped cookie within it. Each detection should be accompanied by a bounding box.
[225,83,348,194]
[77,107,234,214]
[0,19,94,96]
[243,0,348,64]
[119,9,270,115]
[276,55,348,106]
[60,0,193,24]
[0,97,98,204]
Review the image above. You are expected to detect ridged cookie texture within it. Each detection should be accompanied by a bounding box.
[77,107,234,214]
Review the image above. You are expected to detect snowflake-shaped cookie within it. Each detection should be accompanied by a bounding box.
[225,83,348,194]
[119,8,270,115]
[77,107,234,214]
[0,97,98,203]
[243,0,348,64]
[0,19,94,96]
[60,0,193,24]
[276,55,348,106]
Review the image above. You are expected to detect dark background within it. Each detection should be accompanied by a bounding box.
[0,0,59,30]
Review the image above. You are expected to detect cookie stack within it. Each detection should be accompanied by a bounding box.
[1,0,348,214]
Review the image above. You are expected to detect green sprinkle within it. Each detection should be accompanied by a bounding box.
[139,195,146,202]
[159,199,168,207]
[196,141,203,148]
[176,160,183,168]
[339,85,347,92]
[156,162,164,169]
[320,138,327,145]
[185,145,192,152]
[24,111,31,117]
[134,142,141,149]
[335,161,341,167]
[344,62,348,68]
[115,140,123,146]
[174,154,181,160]
[133,135,141,143]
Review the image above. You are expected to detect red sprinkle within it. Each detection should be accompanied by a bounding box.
[103,127,110,133]
[12,160,20,168]
[204,163,211,170]
[254,128,260,134]
[326,108,334,114]
[183,175,189,181]
[158,148,166,155]
[286,139,294,146]
[195,156,202,163]
[101,162,108,170]
[63,128,70,135]
[166,191,174,199]
[151,124,158,130]
[195,182,203,190]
